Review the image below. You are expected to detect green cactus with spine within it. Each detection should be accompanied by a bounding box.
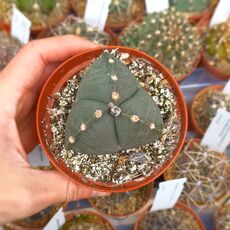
[16,0,56,13]
[169,0,211,13]
[204,22,230,74]
[65,51,164,155]
[120,8,201,80]
[47,16,111,45]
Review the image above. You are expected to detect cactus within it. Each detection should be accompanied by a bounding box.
[61,213,112,230]
[48,16,111,45]
[15,0,34,12]
[0,31,22,71]
[16,0,56,13]
[120,8,201,80]
[216,199,230,230]
[193,87,230,132]
[65,51,163,155]
[169,0,210,13]
[89,185,151,216]
[165,140,230,207]
[138,205,203,230]
[204,22,230,74]
[71,0,145,29]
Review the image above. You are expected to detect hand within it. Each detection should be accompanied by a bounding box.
[0,35,107,224]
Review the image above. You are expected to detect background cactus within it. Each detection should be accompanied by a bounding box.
[204,22,230,74]
[193,87,230,133]
[71,0,145,29]
[65,51,163,155]
[44,16,111,45]
[169,0,211,13]
[120,8,201,80]
[61,212,112,230]
[0,31,22,71]
[138,205,203,230]
[16,0,56,13]
[0,0,69,32]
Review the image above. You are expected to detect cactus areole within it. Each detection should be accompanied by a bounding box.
[65,51,164,155]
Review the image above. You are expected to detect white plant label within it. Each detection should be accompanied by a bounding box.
[29,145,50,167]
[145,0,169,14]
[151,178,187,212]
[223,80,230,95]
[43,208,65,230]
[201,109,230,152]
[84,0,111,31]
[209,0,230,27]
[11,8,31,44]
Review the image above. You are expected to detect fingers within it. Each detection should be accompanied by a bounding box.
[0,35,97,102]
[29,169,108,211]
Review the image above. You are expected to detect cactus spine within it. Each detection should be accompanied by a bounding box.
[120,8,201,80]
[204,22,230,74]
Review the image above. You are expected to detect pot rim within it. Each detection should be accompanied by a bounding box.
[36,45,188,192]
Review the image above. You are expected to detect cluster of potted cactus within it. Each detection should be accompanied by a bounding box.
[120,8,201,81]
[0,0,69,34]
[0,30,22,71]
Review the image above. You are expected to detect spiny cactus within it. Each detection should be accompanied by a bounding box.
[0,31,22,70]
[165,140,230,207]
[138,205,203,230]
[169,0,211,13]
[48,16,111,45]
[204,22,230,74]
[89,185,151,216]
[65,51,163,155]
[71,0,145,29]
[61,213,113,230]
[120,8,201,80]
[16,0,56,13]
[193,87,230,133]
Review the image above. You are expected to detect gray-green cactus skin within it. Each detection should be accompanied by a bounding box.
[169,0,210,13]
[120,8,201,80]
[65,51,164,155]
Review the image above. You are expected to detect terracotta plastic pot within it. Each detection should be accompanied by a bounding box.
[70,0,145,32]
[164,138,229,206]
[88,182,153,217]
[134,202,205,230]
[36,46,188,192]
[63,210,115,230]
[191,85,223,136]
